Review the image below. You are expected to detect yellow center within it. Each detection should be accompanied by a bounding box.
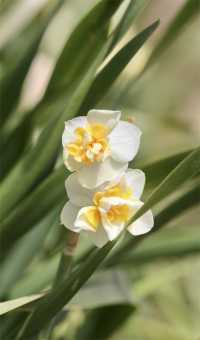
[84,207,101,230]
[84,184,132,230]
[106,204,130,222]
[93,184,132,206]
[66,123,109,165]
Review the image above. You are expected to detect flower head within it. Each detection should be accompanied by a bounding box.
[61,169,154,248]
[62,110,141,188]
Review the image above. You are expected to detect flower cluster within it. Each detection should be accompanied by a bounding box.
[61,110,154,247]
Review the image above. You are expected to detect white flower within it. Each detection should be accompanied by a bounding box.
[61,169,154,248]
[62,110,141,188]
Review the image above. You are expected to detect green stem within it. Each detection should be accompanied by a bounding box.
[54,230,79,285]
[47,230,79,339]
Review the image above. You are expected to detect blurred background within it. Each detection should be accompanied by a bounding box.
[0,1,200,339]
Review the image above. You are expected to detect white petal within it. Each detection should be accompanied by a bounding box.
[77,157,128,189]
[65,173,93,207]
[99,196,131,210]
[86,226,109,248]
[87,109,121,131]
[62,116,87,146]
[101,211,124,241]
[99,197,135,241]
[74,207,99,232]
[63,150,81,171]
[127,201,154,236]
[60,202,80,232]
[124,169,145,199]
[109,121,141,163]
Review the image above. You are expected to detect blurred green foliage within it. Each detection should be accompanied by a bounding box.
[0,0,200,339]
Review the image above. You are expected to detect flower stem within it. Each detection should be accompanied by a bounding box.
[46,230,79,339]
[54,230,79,285]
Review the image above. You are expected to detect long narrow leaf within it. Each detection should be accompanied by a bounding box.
[0,206,61,298]
[147,0,200,66]
[32,0,124,125]
[140,149,193,188]
[120,225,200,265]
[17,148,200,337]
[0,167,66,254]
[129,147,200,224]
[108,0,148,51]
[0,0,64,127]
[79,20,159,114]
[110,182,200,265]
[0,0,122,222]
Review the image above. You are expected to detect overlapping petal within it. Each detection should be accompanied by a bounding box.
[60,202,80,233]
[127,200,154,236]
[87,109,121,131]
[62,116,87,146]
[77,157,128,189]
[108,121,141,163]
[66,173,94,207]
[61,110,153,248]
[62,110,141,188]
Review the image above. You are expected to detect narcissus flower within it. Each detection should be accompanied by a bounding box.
[61,169,154,248]
[62,110,141,188]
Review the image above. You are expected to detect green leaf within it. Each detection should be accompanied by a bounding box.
[17,245,113,338]
[129,147,200,224]
[0,167,66,254]
[0,294,43,316]
[0,0,64,127]
[17,131,200,339]
[79,20,159,114]
[0,116,33,181]
[0,0,122,222]
[139,149,193,188]
[0,206,61,299]
[107,150,200,264]
[120,224,200,266]
[147,0,200,66]
[0,269,132,315]
[108,0,149,51]
[76,305,135,340]
[153,182,200,233]
[11,257,59,298]
[32,0,124,126]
